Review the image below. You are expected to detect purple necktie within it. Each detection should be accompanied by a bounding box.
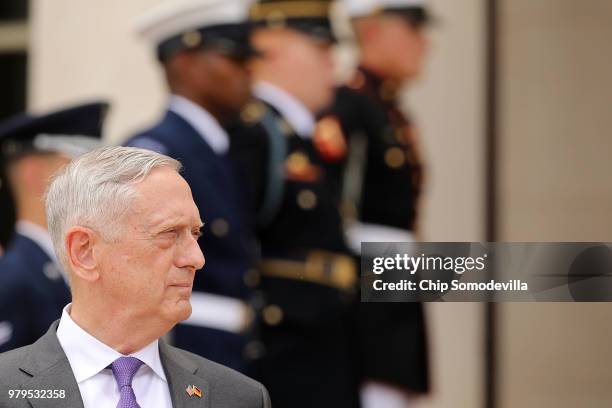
[110,357,144,408]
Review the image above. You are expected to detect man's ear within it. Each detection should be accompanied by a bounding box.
[65,226,101,282]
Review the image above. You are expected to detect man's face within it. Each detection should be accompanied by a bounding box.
[368,15,429,80]
[189,50,253,119]
[96,167,205,326]
[251,29,336,114]
[282,32,336,114]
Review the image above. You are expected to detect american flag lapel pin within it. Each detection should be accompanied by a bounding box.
[186,385,203,398]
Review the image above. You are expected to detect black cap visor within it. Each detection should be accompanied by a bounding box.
[383,6,432,28]
[157,23,259,62]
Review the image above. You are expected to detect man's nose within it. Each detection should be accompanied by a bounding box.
[178,234,205,271]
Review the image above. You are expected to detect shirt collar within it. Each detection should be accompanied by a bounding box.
[168,95,230,154]
[56,304,167,383]
[15,220,58,264]
[253,81,316,138]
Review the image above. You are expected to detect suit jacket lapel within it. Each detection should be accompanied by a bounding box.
[160,340,211,408]
[18,321,84,408]
[21,359,84,408]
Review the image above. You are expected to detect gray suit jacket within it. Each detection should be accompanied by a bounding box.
[0,321,271,408]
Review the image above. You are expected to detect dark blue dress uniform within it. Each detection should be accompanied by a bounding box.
[0,174,15,249]
[0,101,107,352]
[127,1,262,372]
[322,66,431,394]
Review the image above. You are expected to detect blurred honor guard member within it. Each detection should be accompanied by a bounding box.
[231,1,360,407]
[0,102,106,353]
[125,0,259,372]
[0,147,271,408]
[324,0,432,405]
[0,165,16,250]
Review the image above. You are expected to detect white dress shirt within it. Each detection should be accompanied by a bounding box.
[56,305,173,408]
[169,94,230,155]
[253,81,317,138]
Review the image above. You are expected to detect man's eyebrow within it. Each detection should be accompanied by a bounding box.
[147,215,182,231]
[151,219,204,231]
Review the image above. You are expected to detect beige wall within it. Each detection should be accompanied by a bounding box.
[29,1,486,407]
[499,0,612,242]
[498,0,612,406]
[29,0,168,141]
[409,0,486,244]
[409,0,486,406]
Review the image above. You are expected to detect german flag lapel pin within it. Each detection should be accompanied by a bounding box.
[186,385,203,398]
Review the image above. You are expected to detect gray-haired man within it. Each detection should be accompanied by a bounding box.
[0,146,271,408]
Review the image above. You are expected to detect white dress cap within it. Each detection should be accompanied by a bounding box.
[135,0,253,46]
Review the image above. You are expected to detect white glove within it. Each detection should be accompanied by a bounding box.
[360,382,416,408]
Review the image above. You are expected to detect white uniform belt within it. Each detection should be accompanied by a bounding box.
[346,222,416,255]
[182,292,251,334]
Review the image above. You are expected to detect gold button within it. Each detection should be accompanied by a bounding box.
[385,147,405,168]
[262,305,284,326]
[210,219,229,237]
[240,102,264,124]
[297,189,317,210]
[182,31,202,48]
[243,269,261,288]
[286,152,310,175]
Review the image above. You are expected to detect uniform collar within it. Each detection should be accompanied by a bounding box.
[253,81,316,139]
[56,304,167,384]
[168,95,230,154]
